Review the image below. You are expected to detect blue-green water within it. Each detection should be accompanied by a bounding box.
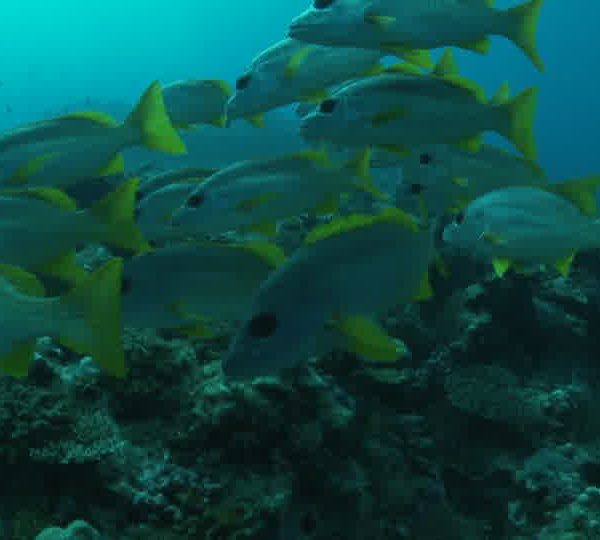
[0,0,597,178]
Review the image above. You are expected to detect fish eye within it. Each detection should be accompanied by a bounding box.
[314,0,335,8]
[186,192,206,208]
[419,152,433,165]
[319,99,337,114]
[454,211,465,225]
[236,74,252,91]
[121,277,132,295]
[409,183,424,194]
[247,312,278,338]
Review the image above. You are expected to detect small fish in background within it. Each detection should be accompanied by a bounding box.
[170,148,385,237]
[0,81,187,189]
[122,241,285,335]
[226,37,383,126]
[301,52,538,161]
[289,0,544,71]
[0,258,125,378]
[0,178,149,282]
[162,79,231,129]
[223,207,435,381]
[397,143,547,219]
[442,176,600,278]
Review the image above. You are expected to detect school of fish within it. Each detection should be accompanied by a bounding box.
[2,0,597,382]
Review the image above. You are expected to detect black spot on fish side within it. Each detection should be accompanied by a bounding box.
[419,152,433,165]
[314,0,335,8]
[319,99,336,114]
[247,312,278,338]
[235,74,252,91]
[454,211,465,225]
[409,183,424,195]
[121,277,133,295]
[186,192,206,208]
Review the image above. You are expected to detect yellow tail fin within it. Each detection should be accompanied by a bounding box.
[547,175,600,218]
[126,81,187,154]
[0,265,46,377]
[90,178,151,254]
[59,258,126,377]
[504,0,545,71]
[501,87,538,161]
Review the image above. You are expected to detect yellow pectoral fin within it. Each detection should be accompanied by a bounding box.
[370,107,407,128]
[245,221,278,237]
[236,192,280,212]
[284,46,315,80]
[207,115,228,128]
[378,144,411,157]
[492,257,513,277]
[434,256,451,279]
[334,315,402,363]
[452,134,482,154]
[168,302,215,337]
[451,176,469,188]
[300,89,329,104]
[312,194,339,215]
[554,252,576,277]
[246,114,265,129]
[412,271,433,302]
[176,323,215,338]
[364,13,396,29]
[482,231,505,246]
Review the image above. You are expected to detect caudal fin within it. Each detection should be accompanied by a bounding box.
[547,175,600,218]
[126,81,187,154]
[499,87,538,161]
[90,178,151,254]
[503,0,545,71]
[59,258,126,377]
[0,265,46,377]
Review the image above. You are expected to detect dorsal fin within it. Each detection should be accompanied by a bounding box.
[205,79,232,96]
[546,175,600,217]
[384,62,425,76]
[304,207,419,246]
[289,148,333,168]
[54,111,118,127]
[430,50,486,102]
[0,264,46,296]
[2,187,77,211]
[237,241,286,268]
[490,82,511,105]
[432,49,459,78]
